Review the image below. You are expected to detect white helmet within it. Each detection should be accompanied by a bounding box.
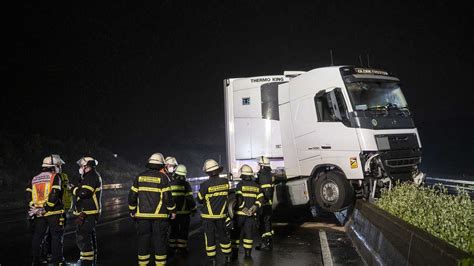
[175,164,187,176]
[202,159,221,173]
[52,154,65,166]
[257,156,270,167]
[148,153,165,165]
[239,164,254,176]
[76,156,98,167]
[42,155,55,168]
[165,156,178,166]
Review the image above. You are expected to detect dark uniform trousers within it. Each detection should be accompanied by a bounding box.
[203,219,232,258]
[169,214,190,249]
[136,219,169,265]
[259,205,274,238]
[31,215,64,263]
[231,216,257,252]
[76,215,98,265]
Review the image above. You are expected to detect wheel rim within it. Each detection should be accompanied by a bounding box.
[321,181,339,203]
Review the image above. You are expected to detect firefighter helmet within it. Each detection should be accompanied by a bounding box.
[239,164,254,176]
[175,164,187,176]
[42,155,55,167]
[76,157,98,167]
[52,154,65,166]
[148,153,165,165]
[203,159,221,173]
[257,156,270,166]
[165,156,178,166]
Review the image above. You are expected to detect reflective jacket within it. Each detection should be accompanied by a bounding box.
[26,171,64,216]
[60,173,73,211]
[73,169,102,216]
[197,175,229,219]
[256,167,275,206]
[128,168,176,219]
[170,178,196,215]
[236,177,264,216]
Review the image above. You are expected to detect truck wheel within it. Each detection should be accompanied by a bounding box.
[315,171,354,212]
[227,193,236,219]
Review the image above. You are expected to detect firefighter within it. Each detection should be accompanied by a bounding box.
[70,156,102,265]
[197,159,232,265]
[26,155,65,265]
[255,156,275,251]
[129,153,177,265]
[232,165,263,259]
[169,164,197,254]
[41,154,72,263]
[164,156,178,182]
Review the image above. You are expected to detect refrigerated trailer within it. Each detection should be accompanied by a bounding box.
[224,66,425,212]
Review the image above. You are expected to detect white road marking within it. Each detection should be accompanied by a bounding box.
[319,230,334,266]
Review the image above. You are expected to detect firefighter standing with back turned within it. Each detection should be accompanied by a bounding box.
[129,153,177,265]
[26,155,65,265]
[198,159,232,265]
[169,164,197,254]
[255,156,275,251]
[232,164,263,259]
[41,154,72,264]
[71,156,102,265]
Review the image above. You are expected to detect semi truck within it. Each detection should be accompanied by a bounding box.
[224,66,425,212]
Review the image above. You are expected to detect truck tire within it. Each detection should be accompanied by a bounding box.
[227,193,237,219]
[314,171,354,212]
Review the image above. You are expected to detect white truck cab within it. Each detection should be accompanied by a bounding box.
[224,66,424,212]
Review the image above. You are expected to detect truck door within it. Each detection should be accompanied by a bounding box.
[314,88,361,167]
[290,95,322,173]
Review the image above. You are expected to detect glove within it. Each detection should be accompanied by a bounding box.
[75,212,87,226]
[28,206,38,217]
[67,183,75,191]
[129,212,136,219]
[28,207,45,217]
[248,205,258,216]
[241,207,252,216]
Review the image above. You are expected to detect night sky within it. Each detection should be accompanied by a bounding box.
[4,1,474,176]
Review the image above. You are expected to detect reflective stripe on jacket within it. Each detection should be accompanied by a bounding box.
[73,170,102,216]
[197,176,229,219]
[128,168,176,219]
[170,179,196,215]
[256,167,275,206]
[236,179,264,216]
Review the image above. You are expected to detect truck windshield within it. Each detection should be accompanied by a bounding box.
[345,81,408,111]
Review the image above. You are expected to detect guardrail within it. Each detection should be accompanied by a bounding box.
[346,200,473,265]
[425,177,474,189]
[102,183,126,190]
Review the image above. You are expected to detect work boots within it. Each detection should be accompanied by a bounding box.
[256,237,273,251]
[244,249,252,258]
[266,237,273,250]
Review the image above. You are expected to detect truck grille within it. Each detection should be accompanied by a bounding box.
[375,134,419,150]
[385,157,421,168]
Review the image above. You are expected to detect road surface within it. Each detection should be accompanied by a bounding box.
[0,188,363,265]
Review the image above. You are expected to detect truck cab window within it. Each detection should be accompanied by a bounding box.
[314,88,348,122]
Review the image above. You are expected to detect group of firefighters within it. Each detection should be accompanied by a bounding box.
[27,155,102,265]
[27,153,276,265]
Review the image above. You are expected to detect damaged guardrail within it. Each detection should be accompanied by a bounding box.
[346,200,473,266]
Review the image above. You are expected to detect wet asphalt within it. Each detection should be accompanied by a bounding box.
[0,190,364,266]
